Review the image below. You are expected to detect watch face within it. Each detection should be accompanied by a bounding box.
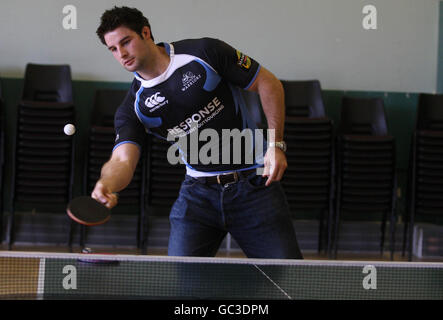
[279,142,287,152]
[273,141,286,152]
[269,141,287,152]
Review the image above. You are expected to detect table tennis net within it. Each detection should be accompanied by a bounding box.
[0,252,442,300]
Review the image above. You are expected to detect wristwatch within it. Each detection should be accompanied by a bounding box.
[268,141,287,152]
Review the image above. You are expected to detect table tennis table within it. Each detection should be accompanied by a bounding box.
[0,251,442,300]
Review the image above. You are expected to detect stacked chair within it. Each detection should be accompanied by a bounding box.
[7,64,76,249]
[333,97,397,259]
[138,133,185,253]
[144,135,185,223]
[82,89,148,251]
[405,93,443,261]
[0,82,4,242]
[280,80,335,254]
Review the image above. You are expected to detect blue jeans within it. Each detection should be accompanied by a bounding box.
[168,173,303,259]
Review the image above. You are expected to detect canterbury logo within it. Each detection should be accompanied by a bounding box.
[145,92,166,108]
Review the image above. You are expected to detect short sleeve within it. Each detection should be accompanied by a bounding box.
[113,88,147,151]
[200,38,261,90]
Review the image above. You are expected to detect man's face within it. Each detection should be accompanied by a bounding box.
[104,25,151,72]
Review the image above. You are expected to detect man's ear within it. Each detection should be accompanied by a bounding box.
[141,26,151,40]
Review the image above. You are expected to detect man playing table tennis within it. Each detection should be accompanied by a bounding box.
[93,6,302,259]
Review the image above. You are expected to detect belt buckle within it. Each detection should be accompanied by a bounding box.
[217,172,239,187]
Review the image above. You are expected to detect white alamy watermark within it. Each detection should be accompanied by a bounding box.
[62,265,77,290]
[62,5,78,30]
[362,5,377,30]
[165,122,276,173]
[362,265,377,290]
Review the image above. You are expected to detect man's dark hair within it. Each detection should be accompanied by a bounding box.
[96,6,154,45]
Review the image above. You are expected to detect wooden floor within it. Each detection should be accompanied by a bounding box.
[0,257,40,298]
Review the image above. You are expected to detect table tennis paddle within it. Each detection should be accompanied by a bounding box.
[67,196,111,226]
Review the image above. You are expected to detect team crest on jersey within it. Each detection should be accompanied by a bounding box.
[181,71,202,91]
[236,50,251,70]
[144,92,168,112]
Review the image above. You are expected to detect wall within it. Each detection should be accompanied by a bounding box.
[438,1,443,93]
[0,0,440,92]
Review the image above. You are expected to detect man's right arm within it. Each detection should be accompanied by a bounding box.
[92,143,141,209]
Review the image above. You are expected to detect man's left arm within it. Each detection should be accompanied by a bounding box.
[248,67,287,186]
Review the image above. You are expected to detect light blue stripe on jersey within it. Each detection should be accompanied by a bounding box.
[113,141,141,152]
[195,59,221,91]
[245,65,261,90]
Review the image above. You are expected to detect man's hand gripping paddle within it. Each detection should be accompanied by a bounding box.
[67,196,111,226]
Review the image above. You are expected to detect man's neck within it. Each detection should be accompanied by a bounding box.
[137,45,170,80]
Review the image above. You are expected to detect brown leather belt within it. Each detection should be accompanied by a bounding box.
[198,168,257,186]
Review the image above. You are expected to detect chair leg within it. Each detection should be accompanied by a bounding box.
[380,211,387,256]
[67,219,75,252]
[318,209,325,254]
[6,204,15,250]
[327,200,334,257]
[79,225,87,249]
[139,209,148,255]
[402,220,408,257]
[332,203,341,260]
[333,219,340,259]
[0,196,3,246]
[143,216,149,255]
[389,210,396,261]
[408,213,414,261]
[137,209,141,249]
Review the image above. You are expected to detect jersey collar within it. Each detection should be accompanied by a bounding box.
[133,42,174,88]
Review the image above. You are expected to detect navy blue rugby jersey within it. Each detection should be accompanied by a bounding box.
[114,38,267,176]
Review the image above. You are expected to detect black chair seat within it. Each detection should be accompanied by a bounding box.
[342,187,393,197]
[283,186,330,195]
[16,195,68,203]
[281,179,330,188]
[415,207,443,216]
[417,161,443,170]
[18,156,70,165]
[286,149,331,158]
[19,133,72,141]
[417,153,443,162]
[17,186,68,195]
[18,147,71,157]
[18,171,69,180]
[89,142,115,151]
[341,204,390,212]
[18,140,71,149]
[342,173,392,182]
[342,166,393,174]
[417,183,443,193]
[89,150,112,158]
[17,179,68,188]
[285,133,331,141]
[417,145,443,155]
[18,164,70,172]
[288,201,329,209]
[89,135,115,143]
[19,117,69,126]
[148,199,176,207]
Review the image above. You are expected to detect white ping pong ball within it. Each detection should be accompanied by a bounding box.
[64,124,76,136]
